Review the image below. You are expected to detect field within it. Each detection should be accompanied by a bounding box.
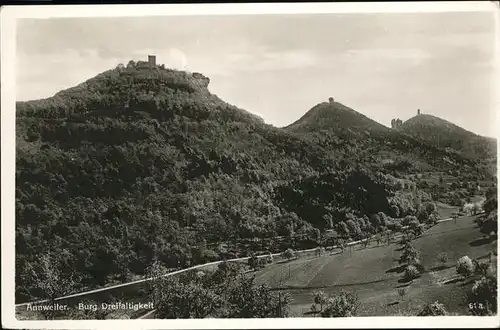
[253,211,497,316]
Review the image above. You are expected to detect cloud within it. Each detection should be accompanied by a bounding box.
[341,48,432,66]
[223,48,318,72]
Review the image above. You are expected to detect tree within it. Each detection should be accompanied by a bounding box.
[456,256,475,279]
[265,253,274,264]
[346,219,361,239]
[390,204,400,218]
[400,243,419,265]
[283,248,295,261]
[370,213,381,228]
[145,257,169,308]
[248,253,259,271]
[473,259,490,276]
[468,275,497,316]
[362,233,370,249]
[437,252,448,267]
[483,191,497,215]
[227,277,292,318]
[408,219,421,236]
[337,239,346,253]
[377,212,388,227]
[472,203,482,215]
[418,301,447,316]
[384,229,392,245]
[402,215,418,227]
[155,276,222,319]
[320,291,360,317]
[313,290,328,312]
[22,252,80,320]
[398,287,408,301]
[310,302,319,316]
[404,265,420,282]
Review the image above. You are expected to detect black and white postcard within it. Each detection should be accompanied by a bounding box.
[1,2,499,329]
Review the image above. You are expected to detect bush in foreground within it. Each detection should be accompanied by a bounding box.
[456,256,475,279]
[312,290,328,312]
[418,301,448,316]
[320,291,360,317]
[468,275,497,316]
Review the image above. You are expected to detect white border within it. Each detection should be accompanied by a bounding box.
[2,2,500,329]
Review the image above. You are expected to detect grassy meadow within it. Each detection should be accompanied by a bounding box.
[253,209,497,317]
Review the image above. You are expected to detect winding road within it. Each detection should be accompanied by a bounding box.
[17,213,479,319]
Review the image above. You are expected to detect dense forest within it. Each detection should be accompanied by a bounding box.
[15,60,496,303]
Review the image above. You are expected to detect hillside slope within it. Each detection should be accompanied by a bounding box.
[15,60,495,304]
[16,61,402,303]
[398,114,496,169]
[284,101,484,178]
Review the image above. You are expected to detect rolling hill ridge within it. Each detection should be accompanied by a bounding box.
[397,113,496,165]
[14,60,496,304]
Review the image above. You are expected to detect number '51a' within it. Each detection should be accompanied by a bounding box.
[469,303,485,309]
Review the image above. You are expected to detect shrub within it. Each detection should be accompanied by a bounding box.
[468,275,497,316]
[412,224,424,237]
[390,204,400,218]
[404,265,420,281]
[473,259,490,276]
[409,258,425,273]
[398,287,408,300]
[320,291,360,317]
[418,301,447,316]
[248,254,259,271]
[283,248,295,261]
[437,252,448,265]
[313,290,328,311]
[310,303,318,314]
[315,247,325,257]
[400,243,419,265]
[402,215,418,227]
[456,256,475,279]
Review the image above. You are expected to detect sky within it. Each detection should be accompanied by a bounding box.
[16,11,498,137]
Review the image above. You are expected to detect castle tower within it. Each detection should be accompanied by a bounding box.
[329,97,334,103]
[148,55,156,67]
[417,109,421,115]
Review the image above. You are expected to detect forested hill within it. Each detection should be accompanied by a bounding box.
[398,114,497,168]
[15,60,386,302]
[284,100,486,179]
[14,60,489,303]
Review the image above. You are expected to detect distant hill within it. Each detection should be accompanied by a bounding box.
[285,100,390,136]
[397,114,497,164]
[283,100,486,179]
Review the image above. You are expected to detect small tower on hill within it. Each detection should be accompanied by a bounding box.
[329,97,334,103]
[148,55,156,67]
[417,109,421,115]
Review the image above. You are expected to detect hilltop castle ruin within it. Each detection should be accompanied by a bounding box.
[148,55,156,67]
[391,109,422,129]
